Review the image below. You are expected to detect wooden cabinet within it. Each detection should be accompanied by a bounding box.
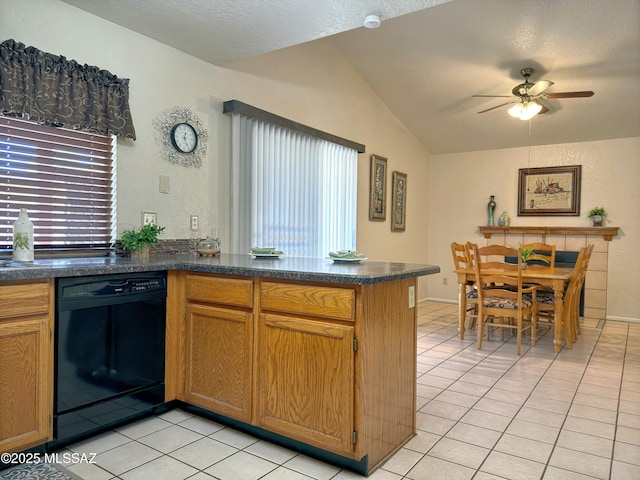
[0,280,53,452]
[171,272,417,475]
[257,313,355,456]
[183,274,254,423]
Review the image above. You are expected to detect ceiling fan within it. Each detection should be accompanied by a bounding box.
[473,67,594,120]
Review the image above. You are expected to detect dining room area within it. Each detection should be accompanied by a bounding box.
[448,225,618,357]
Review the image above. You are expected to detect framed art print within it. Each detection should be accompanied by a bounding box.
[391,171,407,231]
[369,154,387,221]
[518,165,581,216]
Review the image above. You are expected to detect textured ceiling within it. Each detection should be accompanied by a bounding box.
[60,0,640,154]
[59,0,450,65]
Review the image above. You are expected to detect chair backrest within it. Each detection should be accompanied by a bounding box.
[451,242,472,270]
[523,242,556,267]
[469,243,524,306]
[469,243,520,272]
[568,244,594,296]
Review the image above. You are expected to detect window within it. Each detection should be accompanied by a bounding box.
[229,114,359,258]
[0,116,116,254]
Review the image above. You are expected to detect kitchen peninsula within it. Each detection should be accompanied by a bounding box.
[0,254,439,475]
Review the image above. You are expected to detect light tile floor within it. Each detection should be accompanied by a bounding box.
[60,301,640,480]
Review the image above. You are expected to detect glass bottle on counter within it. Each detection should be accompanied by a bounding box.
[13,208,34,262]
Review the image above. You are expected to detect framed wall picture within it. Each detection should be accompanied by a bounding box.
[369,154,387,221]
[391,171,407,231]
[518,165,582,216]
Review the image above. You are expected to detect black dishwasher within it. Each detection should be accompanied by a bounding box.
[53,271,167,446]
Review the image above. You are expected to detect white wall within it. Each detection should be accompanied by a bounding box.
[427,137,640,320]
[2,0,432,287]
[6,1,636,318]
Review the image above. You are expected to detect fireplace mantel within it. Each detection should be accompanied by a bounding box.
[478,226,619,241]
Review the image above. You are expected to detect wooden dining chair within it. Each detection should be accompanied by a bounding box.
[451,242,478,330]
[522,242,557,327]
[523,242,556,268]
[534,244,594,347]
[469,242,539,356]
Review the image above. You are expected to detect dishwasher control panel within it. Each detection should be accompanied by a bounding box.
[57,272,167,309]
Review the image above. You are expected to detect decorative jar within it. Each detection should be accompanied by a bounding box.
[197,237,221,256]
[498,211,510,227]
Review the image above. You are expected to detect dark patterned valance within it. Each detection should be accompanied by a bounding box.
[0,39,136,139]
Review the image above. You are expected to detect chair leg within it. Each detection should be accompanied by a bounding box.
[531,313,537,347]
[516,317,522,356]
[477,314,484,350]
[467,304,478,330]
[486,316,491,341]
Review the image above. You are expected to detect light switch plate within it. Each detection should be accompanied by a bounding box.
[159,175,170,194]
[408,285,415,308]
[142,211,157,226]
[190,215,199,231]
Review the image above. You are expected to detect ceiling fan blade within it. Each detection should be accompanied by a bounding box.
[472,94,513,98]
[545,91,595,98]
[527,80,554,96]
[528,80,553,96]
[535,100,550,115]
[477,102,512,114]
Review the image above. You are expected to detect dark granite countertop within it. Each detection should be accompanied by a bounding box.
[0,254,440,285]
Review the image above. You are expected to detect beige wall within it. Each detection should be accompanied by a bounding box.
[4,1,638,320]
[427,137,640,321]
[2,0,431,274]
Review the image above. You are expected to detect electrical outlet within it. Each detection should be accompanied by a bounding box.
[442,277,448,285]
[190,215,199,231]
[408,285,415,308]
[142,211,157,226]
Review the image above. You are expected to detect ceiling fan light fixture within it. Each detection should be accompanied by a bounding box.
[508,103,524,118]
[508,101,542,120]
[363,14,381,29]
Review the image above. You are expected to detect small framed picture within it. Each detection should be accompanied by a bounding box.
[369,154,387,221]
[518,165,582,216]
[391,171,407,231]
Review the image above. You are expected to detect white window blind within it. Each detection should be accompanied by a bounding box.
[0,116,116,252]
[231,115,357,258]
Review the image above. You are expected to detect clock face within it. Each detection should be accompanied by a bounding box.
[170,123,198,153]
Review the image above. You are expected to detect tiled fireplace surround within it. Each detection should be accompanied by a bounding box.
[480,230,613,320]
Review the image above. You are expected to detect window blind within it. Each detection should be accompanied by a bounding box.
[0,116,116,252]
[230,114,357,258]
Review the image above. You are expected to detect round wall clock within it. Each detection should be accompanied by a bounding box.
[157,107,208,168]
[170,122,198,153]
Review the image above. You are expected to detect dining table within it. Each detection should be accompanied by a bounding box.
[454,265,575,353]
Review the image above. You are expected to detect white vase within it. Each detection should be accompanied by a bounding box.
[13,208,34,262]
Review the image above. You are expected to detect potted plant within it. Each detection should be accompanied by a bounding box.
[519,244,551,270]
[121,223,165,261]
[588,207,606,227]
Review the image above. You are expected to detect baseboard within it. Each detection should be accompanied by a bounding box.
[606,315,640,324]
[421,297,457,305]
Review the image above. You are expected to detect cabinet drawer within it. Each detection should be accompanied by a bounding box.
[260,282,355,321]
[0,281,50,321]
[186,274,253,308]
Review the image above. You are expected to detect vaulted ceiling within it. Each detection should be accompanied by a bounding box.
[60,0,640,154]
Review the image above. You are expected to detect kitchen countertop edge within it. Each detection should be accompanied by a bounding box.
[0,253,440,285]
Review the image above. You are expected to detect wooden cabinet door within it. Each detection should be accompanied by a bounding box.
[257,313,355,456]
[184,303,253,423]
[0,315,51,452]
